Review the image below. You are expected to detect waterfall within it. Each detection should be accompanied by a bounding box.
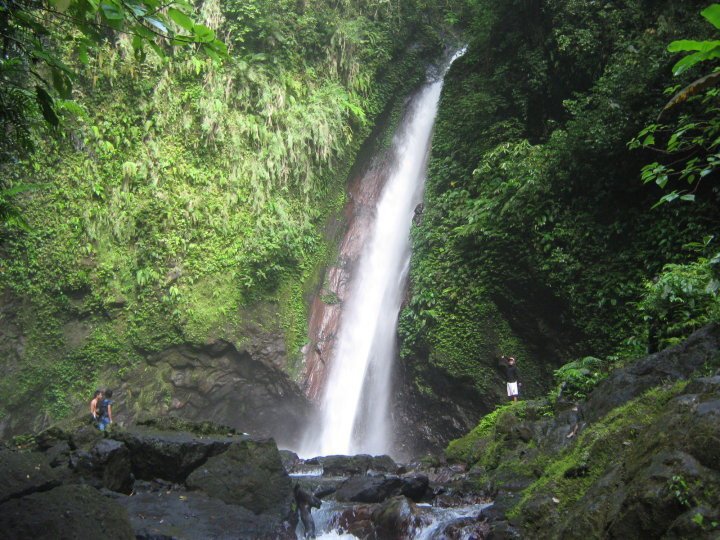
[302,49,465,458]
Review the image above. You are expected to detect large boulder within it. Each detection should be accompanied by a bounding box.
[117,481,295,540]
[335,474,429,503]
[584,324,720,422]
[0,448,61,503]
[335,503,376,538]
[113,426,236,482]
[185,438,293,518]
[309,454,400,476]
[373,496,422,539]
[70,439,134,494]
[335,475,404,503]
[0,484,134,539]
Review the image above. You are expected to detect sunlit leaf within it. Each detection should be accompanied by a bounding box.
[49,0,72,12]
[168,8,194,32]
[668,39,720,52]
[145,17,169,34]
[193,24,215,43]
[702,4,720,30]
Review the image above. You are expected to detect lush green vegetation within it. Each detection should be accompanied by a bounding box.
[1,0,718,450]
[399,0,720,410]
[0,0,459,427]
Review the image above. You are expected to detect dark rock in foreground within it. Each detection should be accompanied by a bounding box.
[186,438,293,517]
[113,425,237,482]
[0,484,134,540]
[0,448,62,503]
[117,480,294,540]
[0,420,297,539]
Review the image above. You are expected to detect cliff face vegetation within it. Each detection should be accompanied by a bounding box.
[399,0,720,434]
[0,0,458,436]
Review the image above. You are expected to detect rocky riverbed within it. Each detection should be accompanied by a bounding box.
[1,325,719,539]
[0,416,492,539]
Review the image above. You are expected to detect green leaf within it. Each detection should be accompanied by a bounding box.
[146,40,166,59]
[134,25,156,40]
[145,17,169,34]
[100,2,125,21]
[193,24,216,43]
[168,8,194,32]
[668,39,720,53]
[51,67,73,99]
[202,44,221,62]
[78,41,90,64]
[672,51,708,76]
[702,4,720,30]
[170,35,194,46]
[49,0,72,12]
[35,86,59,126]
[209,39,228,56]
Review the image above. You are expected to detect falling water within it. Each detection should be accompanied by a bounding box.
[302,49,465,458]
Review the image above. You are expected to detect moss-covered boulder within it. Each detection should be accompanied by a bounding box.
[0,484,134,539]
[0,448,62,503]
[584,323,720,422]
[185,438,293,517]
[447,325,720,538]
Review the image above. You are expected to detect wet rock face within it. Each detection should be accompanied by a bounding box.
[373,496,423,539]
[335,475,405,503]
[119,340,314,449]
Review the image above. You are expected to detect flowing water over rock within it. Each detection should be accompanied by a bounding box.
[300,49,465,458]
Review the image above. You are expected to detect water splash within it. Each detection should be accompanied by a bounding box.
[302,49,465,458]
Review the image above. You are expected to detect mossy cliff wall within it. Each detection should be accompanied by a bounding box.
[0,0,456,439]
[397,0,720,444]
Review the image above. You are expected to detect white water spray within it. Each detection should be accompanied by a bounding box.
[302,50,465,457]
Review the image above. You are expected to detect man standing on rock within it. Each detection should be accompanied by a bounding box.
[500,356,521,402]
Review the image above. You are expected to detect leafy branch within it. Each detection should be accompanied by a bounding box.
[630,3,720,206]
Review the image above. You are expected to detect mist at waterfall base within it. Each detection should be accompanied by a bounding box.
[298,49,465,459]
